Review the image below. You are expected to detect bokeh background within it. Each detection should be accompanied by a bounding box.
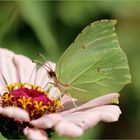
[0,1,140,139]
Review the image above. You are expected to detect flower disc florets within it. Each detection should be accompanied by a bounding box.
[2,82,61,120]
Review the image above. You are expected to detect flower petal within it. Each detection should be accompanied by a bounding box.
[35,62,55,88]
[12,55,36,83]
[60,93,120,115]
[0,48,18,84]
[24,127,48,140]
[34,66,49,88]
[30,114,62,129]
[0,106,30,122]
[61,96,83,111]
[0,84,6,95]
[61,95,78,104]
[48,87,60,99]
[89,105,121,122]
[55,121,83,138]
[61,105,121,130]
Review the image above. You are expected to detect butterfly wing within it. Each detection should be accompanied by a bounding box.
[55,20,131,101]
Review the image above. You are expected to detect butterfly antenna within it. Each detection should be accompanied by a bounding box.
[38,53,53,71]
[32,59,54,82]
[32,60,44,66]
[32,58,54,87]
[45,62,52,70]
[38,53,47,62]
[32,60,50,71]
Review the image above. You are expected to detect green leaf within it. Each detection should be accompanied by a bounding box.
[56,20,131,100]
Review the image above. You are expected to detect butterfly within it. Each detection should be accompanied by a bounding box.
[38,20,131,101]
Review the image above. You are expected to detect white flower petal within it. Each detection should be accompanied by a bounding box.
[0,74,6,87]
[60,93,120,115]
[30,114,62,129]
[24,127,48,140]
[0,84,6,95]
[61,95,77,104]
[78,93,120,109]
[48,87,60,99]
[0,48,18,84]
[0,106,30,122]
[0,48,52,87]
[61,95,72,104]
[55,121,83,138]
[12,55,36,83]
[62,111,99,130]
[89,105,121,122]
[35,61,55,87]
[34,67,49,88]
[60,95,85,112]
[61,101,83,112]
[62,105,121,130]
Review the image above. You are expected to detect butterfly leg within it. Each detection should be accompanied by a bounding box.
[43,82,55,90]
[57,91,63,103]
[67,92,77,109]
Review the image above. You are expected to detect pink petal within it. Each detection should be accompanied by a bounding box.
[91,105,121,122]
[0,48,18,84]
[30,114,62,129]
[34,66,49,88]
[24,127,48,140]
[0,106,30,122]
[0,48,56,88]
[60,93,120,115]
[35,61,56,88]
[58,95,80,111]
[61,95,72,104]
[62,105,121,130]
[55,121,83,138]
[61,95,77,104]
[61,99,83,112]
[13,55,36,83]
[0,84,6,95]
[48,87,60,99]
[0,74,6,87]
[62,111,99,130]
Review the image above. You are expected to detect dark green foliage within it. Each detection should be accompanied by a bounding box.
[0,116,26,139]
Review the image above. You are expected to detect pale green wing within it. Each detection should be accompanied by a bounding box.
[55,20,131,101]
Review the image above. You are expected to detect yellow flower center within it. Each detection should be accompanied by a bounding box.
[1,82,63,120]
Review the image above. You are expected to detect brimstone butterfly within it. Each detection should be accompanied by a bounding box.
[45,20,131,101]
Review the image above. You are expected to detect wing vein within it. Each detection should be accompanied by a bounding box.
[72,75,112,85]
[85,33,116,48]
[70,86,88,93]
[69,48,120,84]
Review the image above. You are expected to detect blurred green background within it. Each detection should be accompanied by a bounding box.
[0,1,139,139]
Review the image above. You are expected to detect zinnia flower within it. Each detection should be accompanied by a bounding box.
[0,48,121,140]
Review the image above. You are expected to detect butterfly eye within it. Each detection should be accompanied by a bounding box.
[48,71,56,78]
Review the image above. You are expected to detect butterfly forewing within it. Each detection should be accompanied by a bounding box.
[55,20,131,101]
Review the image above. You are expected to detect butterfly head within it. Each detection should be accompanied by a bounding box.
[48,70,57,79]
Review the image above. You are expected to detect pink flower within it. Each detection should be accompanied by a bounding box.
[0,48,121,140]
